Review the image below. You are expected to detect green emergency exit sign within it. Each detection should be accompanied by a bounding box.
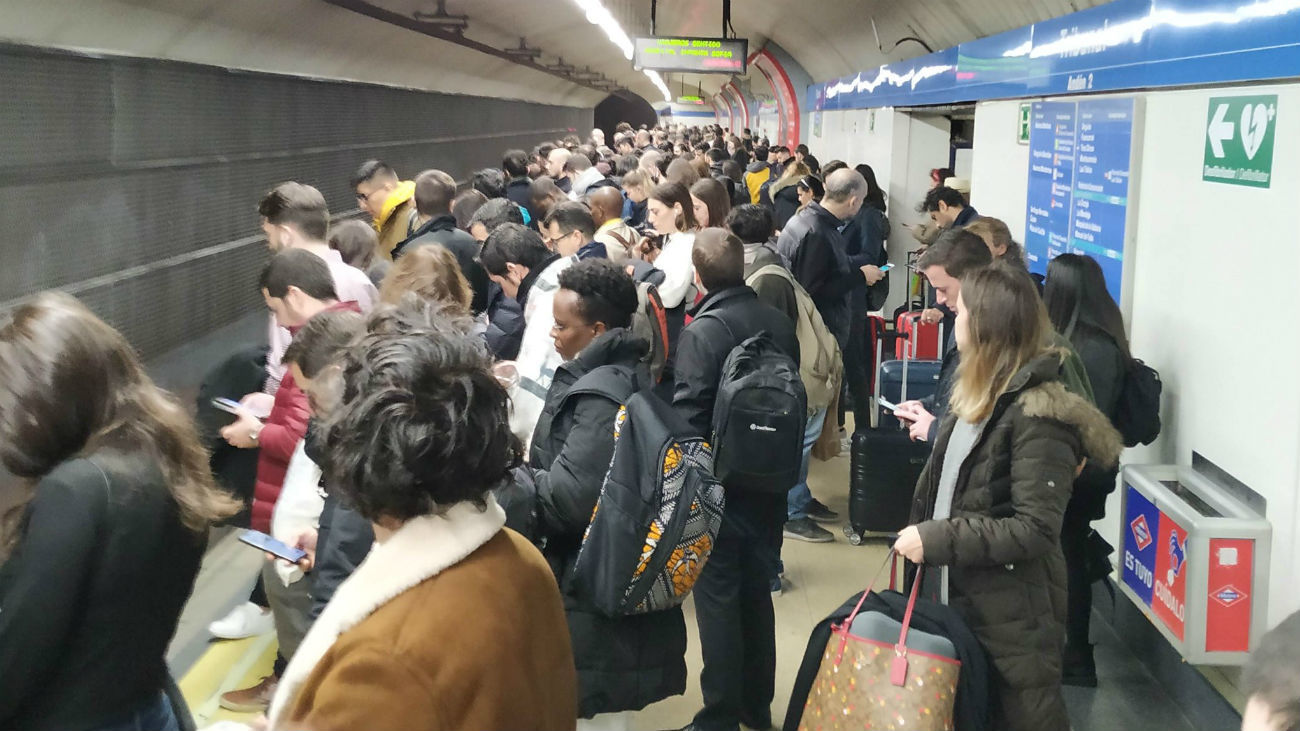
[1018,103,1031,145]
[1203,95,1277,189]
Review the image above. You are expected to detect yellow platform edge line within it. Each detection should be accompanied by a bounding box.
[180,633,277,727]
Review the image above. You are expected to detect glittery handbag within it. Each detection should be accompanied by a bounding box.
[798,554,961,731]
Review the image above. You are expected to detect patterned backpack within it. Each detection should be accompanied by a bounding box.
[568,368,725,617]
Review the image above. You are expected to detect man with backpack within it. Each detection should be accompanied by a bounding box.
[672,229,801,731]
[729,205,842,545]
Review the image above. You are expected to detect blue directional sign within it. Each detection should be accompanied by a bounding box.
[1024,98,1136,301]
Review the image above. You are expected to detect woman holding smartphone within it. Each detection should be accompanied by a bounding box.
[892,263,1122,731]
[0,293,239,730]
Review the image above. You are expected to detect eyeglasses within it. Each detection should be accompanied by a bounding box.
[355,188,383,204]
[542,229,581,248]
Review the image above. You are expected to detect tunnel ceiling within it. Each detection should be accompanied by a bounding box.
[359,0,1111,104]
[1,0,1110,109]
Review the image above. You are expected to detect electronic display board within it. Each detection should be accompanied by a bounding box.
[634,36,748,74]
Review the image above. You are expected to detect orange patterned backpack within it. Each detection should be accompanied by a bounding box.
[567,366,726,616]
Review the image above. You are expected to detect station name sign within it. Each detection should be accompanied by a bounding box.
[634,36,747,74]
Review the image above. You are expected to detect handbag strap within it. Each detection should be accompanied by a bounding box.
[836,551,903,663]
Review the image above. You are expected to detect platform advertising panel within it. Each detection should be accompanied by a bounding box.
[1152,512,1189,641]
[1123,485,1158,606]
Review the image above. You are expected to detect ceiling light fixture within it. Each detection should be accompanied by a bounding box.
[570,0,672,102]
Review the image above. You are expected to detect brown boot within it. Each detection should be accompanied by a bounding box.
[218,675,278,712]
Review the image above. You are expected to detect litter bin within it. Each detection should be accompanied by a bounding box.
[1118,464,1271,665]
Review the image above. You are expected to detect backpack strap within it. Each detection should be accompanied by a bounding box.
[559,364,638,412]
[746,262,796,289]
[606,229,636,253]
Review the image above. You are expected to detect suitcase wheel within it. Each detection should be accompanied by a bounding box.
[842,524,857,539]
[847,531,864,546]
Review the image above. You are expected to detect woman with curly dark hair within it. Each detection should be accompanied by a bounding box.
[265,300,577,731]
[0,293,239,731]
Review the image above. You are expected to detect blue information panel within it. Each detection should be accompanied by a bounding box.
[1024,102,1077,277]
[1070,98,1134,303]
[1123,484,1158,607]
[1024,99,1136,299]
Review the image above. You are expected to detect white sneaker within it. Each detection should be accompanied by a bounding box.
[208,602,274,640]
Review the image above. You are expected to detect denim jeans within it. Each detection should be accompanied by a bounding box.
[92,692,180,731]
[786,408,828,521]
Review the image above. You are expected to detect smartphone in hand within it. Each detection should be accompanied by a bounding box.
[211,397,244,415]
[238,529,307,564]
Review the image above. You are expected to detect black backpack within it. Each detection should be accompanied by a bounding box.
[568,367,726,617]
[702,317,807,492]
[1115,358,1162,447]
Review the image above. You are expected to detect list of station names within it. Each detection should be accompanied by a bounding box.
[1023,98,1136,302]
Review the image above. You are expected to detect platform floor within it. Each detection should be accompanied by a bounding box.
[168,427,1202,731]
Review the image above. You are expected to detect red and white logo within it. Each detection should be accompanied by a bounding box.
[1131,514,1152,551]
[1212,585,1247,608]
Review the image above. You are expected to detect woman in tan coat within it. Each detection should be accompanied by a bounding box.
[265,300,577,731]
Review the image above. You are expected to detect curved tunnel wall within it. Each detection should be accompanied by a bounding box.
[0,43,590,362]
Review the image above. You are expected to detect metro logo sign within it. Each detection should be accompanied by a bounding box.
[1130,514,1152,551]
[1211,585,1246,608]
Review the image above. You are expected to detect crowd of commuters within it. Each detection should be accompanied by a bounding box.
[0,119,1265,731]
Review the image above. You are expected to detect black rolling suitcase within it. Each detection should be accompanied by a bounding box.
[844,429,930,543]
[843,294,936,544]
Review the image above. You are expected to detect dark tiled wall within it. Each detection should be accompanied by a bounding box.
[0,44,591,360]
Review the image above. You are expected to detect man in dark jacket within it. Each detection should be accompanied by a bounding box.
[922,185,979,231]
[531,259,686,718]
[469,199,527,360]
[393,169,489,314]
[894,230,993,443]
[502,148,538,226]
[776,168,885,350]
[672,229,799,731]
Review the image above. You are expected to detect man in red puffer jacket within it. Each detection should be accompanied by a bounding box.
[222,249,359,532]
[218,249,360,712]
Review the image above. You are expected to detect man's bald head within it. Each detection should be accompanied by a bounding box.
[547,147,571,178]
[821,168,868,221]
[587,186,625,226]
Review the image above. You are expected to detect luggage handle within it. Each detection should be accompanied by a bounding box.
[835,549,926,688]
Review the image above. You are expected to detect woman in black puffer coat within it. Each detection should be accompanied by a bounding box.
[530,260,687,721]
[1043,253,1131,686]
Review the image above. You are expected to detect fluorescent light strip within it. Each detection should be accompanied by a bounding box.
[571,0,672,101]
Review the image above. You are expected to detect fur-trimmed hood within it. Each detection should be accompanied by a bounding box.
[267,498,506,728]
[1016,379,1124,470]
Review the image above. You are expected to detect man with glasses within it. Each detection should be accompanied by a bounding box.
[351,159,417,261]
[542,202,606,261]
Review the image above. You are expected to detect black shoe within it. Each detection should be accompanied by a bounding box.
[740,711,774,730]
[784,517,834,543]
[1062,642,1098,687]
[805,498,840,524]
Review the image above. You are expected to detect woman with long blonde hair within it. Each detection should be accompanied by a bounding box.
[377,244,489,340]
[0,293,239,730]
[892,262,1122,731]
